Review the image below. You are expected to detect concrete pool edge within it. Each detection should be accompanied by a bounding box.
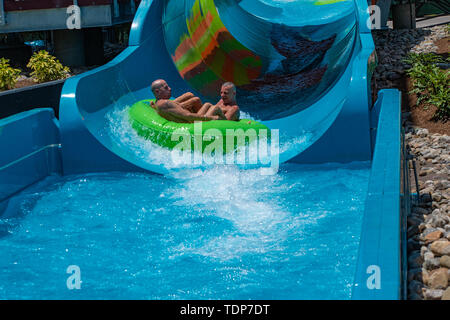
[351,89,405,300]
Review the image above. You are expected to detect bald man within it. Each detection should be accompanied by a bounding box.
[214,82,240,121]
[150,79,226,123]
[217,82,240,121]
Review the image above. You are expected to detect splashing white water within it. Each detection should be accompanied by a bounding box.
[105,105,313,173]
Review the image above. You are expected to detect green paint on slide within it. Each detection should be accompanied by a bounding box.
[314,0,348,5]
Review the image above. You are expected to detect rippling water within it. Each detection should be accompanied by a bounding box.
[0,161,369,299]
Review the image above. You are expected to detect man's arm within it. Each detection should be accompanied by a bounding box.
[223,106,240,121]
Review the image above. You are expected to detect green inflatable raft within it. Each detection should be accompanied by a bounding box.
[128,99,270,153]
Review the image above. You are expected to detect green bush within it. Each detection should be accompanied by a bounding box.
[27,50,70,83]
[403,52,444,66]
[404,52,450,120]
[0,58,21,91]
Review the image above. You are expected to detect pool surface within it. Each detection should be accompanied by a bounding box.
[0,162,370,299]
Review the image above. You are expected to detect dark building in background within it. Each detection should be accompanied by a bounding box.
[0,0,141,67]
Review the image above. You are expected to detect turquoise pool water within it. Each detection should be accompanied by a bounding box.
[0,162,370,300]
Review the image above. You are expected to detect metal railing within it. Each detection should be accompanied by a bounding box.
[401,126,412,299]
[401,122,425,299]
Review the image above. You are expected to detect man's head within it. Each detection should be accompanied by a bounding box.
[220,82,236,105]
[151,79,172,100]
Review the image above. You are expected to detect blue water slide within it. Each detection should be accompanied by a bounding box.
[59,0,376,175]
